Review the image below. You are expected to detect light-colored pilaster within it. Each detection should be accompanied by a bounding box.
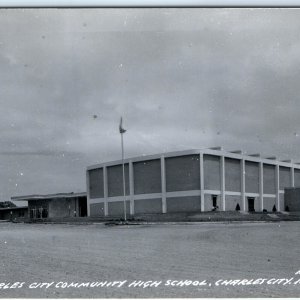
[200,152,205,212]
[275,164,280,212]
[220,156,225,211]
[103,166,108,216]
[259,162,264,211]
[129,161,134,215]
[86,170,90,217]
[241,159,246,211]
[291,167,295,187]
[161,155,167,213]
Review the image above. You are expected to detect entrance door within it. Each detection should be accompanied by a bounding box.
[78,197,87,217]
[248,198,255,212]
[212,195,217,208]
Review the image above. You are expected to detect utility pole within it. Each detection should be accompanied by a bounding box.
[119,117,127,221]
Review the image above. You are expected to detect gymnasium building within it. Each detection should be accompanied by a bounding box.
[86,147,300,217]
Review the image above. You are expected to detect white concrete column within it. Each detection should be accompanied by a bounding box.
[200,152,205,212]
[220,156,225,211]
[161,155,167,213]
[103,166,108,216]
[275,164,280,212]
[86,170,90,217]
[259,162,264,211]
[291,167,295,187]
[129,161,134,215]
[241,159,246,212]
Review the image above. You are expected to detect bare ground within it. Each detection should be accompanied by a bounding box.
[0,221,299,298]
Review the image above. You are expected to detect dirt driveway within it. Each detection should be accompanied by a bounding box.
[0,221,299,298]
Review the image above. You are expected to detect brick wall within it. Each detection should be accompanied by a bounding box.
[133,159,161,194]
[134,198,162,214]
[225,195,241,211]
[48,198,78,218]
[204,194,220,211]
[254,197,260,212]
[90,202,105,217]
[204,155,220,190]
[225,158,241,192]
[294,169,300,187]
[279,193,285,211]
[279,167,291,189]
[165,155,200,192]
[263,164,276,194]
[263,197,276,211]
[245,161,259,193]
[166,196,201,213]
[107,164,129,197]
[284,188,300,211]
[89,168,104,199]
[108,200,130,216]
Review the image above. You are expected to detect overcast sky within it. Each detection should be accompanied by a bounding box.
[1,8,300,204]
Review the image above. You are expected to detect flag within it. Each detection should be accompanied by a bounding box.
[119,117,126,134]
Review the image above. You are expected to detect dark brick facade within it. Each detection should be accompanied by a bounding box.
[263,164,276,194]
[134,159,161,194]
[108,200,130,216]
[165,155,200,192]
[203,155,220,190]
[245,161,259,193]
[166,196,201,213]
[225,158,241,192]
[107,164,129,197]
[89,168,104,199]
[134,198,162,214]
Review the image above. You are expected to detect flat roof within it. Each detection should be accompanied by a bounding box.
[0,206,28,211]
[87,147,300,171]
[12,192,86,201]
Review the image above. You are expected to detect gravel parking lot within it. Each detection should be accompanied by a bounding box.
[0,221,299,298]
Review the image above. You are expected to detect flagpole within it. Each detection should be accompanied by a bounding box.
[120,119,127,222]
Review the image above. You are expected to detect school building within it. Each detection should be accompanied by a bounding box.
[0,206,28,221]
[11,192,87,220]
[86,147,300,217]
